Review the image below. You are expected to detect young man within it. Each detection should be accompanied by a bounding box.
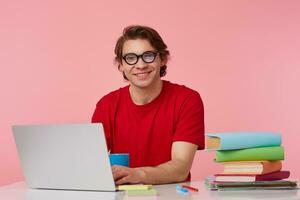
[92,25,204,185]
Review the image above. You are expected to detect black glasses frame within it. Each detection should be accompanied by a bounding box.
[122,51,159,65]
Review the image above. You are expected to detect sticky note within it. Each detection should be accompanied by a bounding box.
[127,189,158,196]
[118,184,152,191]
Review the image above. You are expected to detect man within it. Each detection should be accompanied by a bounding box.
[92,25,204,185]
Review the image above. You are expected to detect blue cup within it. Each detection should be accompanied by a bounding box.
[109,153,129,167]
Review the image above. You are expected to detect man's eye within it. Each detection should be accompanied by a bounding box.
[128,56,135,59]
[144,53,154,58]
[126,55,136,61]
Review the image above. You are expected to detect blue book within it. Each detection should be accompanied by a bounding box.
[205,132,281,150]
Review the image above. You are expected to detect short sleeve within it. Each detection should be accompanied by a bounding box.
[173,91,205,150]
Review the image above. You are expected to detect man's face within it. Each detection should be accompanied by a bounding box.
[119,39,165,89]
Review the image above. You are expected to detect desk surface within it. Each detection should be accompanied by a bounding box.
[0,181,299,200]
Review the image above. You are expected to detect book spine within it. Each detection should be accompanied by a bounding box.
[256,171,290,181]
[219,133,282,150]
[215,146,284,162]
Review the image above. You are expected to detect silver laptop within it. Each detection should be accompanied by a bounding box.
[12,123,116,191]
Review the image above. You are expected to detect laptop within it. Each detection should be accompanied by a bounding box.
[12,123,116,191]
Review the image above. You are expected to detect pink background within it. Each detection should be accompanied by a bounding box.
[1,1,300,186]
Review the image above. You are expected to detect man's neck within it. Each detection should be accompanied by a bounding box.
[129,80,163,105]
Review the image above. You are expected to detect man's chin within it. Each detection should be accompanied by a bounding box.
[130,78,154,89]
[132,81,151,89]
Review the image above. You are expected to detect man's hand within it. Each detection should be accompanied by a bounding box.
[112,141,198,185]
[112,165,145,185]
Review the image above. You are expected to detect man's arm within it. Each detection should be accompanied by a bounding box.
[112,141,198,185]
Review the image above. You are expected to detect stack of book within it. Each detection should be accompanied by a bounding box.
[205,132,298,191]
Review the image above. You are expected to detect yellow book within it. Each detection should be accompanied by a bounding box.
[118,184,152,191]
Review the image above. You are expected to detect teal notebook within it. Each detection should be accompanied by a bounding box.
[215,146,284,162]
[205,132,281,150]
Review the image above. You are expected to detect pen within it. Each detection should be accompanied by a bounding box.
[181,185,199,192]
[176,185,188,194]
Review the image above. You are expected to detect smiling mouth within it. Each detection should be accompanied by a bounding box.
[134,71,151,76]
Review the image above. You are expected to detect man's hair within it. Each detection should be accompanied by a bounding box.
[114,25,170,80]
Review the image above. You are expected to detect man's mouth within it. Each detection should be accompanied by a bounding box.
[134,71,152,76]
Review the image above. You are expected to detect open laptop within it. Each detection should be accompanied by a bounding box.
[12,123,116,191]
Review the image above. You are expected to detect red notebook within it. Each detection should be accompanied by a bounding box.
[214,171,290,182]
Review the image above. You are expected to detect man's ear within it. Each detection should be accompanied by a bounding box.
[118,63,124,72]
[161,58,167,67]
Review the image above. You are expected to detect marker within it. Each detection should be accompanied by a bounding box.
[176,185,188,195]
[181,185,199,192]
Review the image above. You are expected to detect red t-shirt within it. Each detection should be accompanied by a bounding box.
[92,80,204,168]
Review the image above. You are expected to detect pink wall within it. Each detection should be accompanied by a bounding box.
[1,1,300,186]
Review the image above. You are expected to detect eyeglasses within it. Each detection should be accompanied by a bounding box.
[122,51,158,65]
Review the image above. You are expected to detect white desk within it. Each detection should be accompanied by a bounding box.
[0,181,299,200]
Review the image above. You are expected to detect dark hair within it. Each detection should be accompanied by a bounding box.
[114,25,170,80]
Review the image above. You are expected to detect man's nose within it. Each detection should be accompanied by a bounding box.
[134,57,147,69]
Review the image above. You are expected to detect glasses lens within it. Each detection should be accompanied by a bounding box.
[142,52,156,63]
[124,54,137,65]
